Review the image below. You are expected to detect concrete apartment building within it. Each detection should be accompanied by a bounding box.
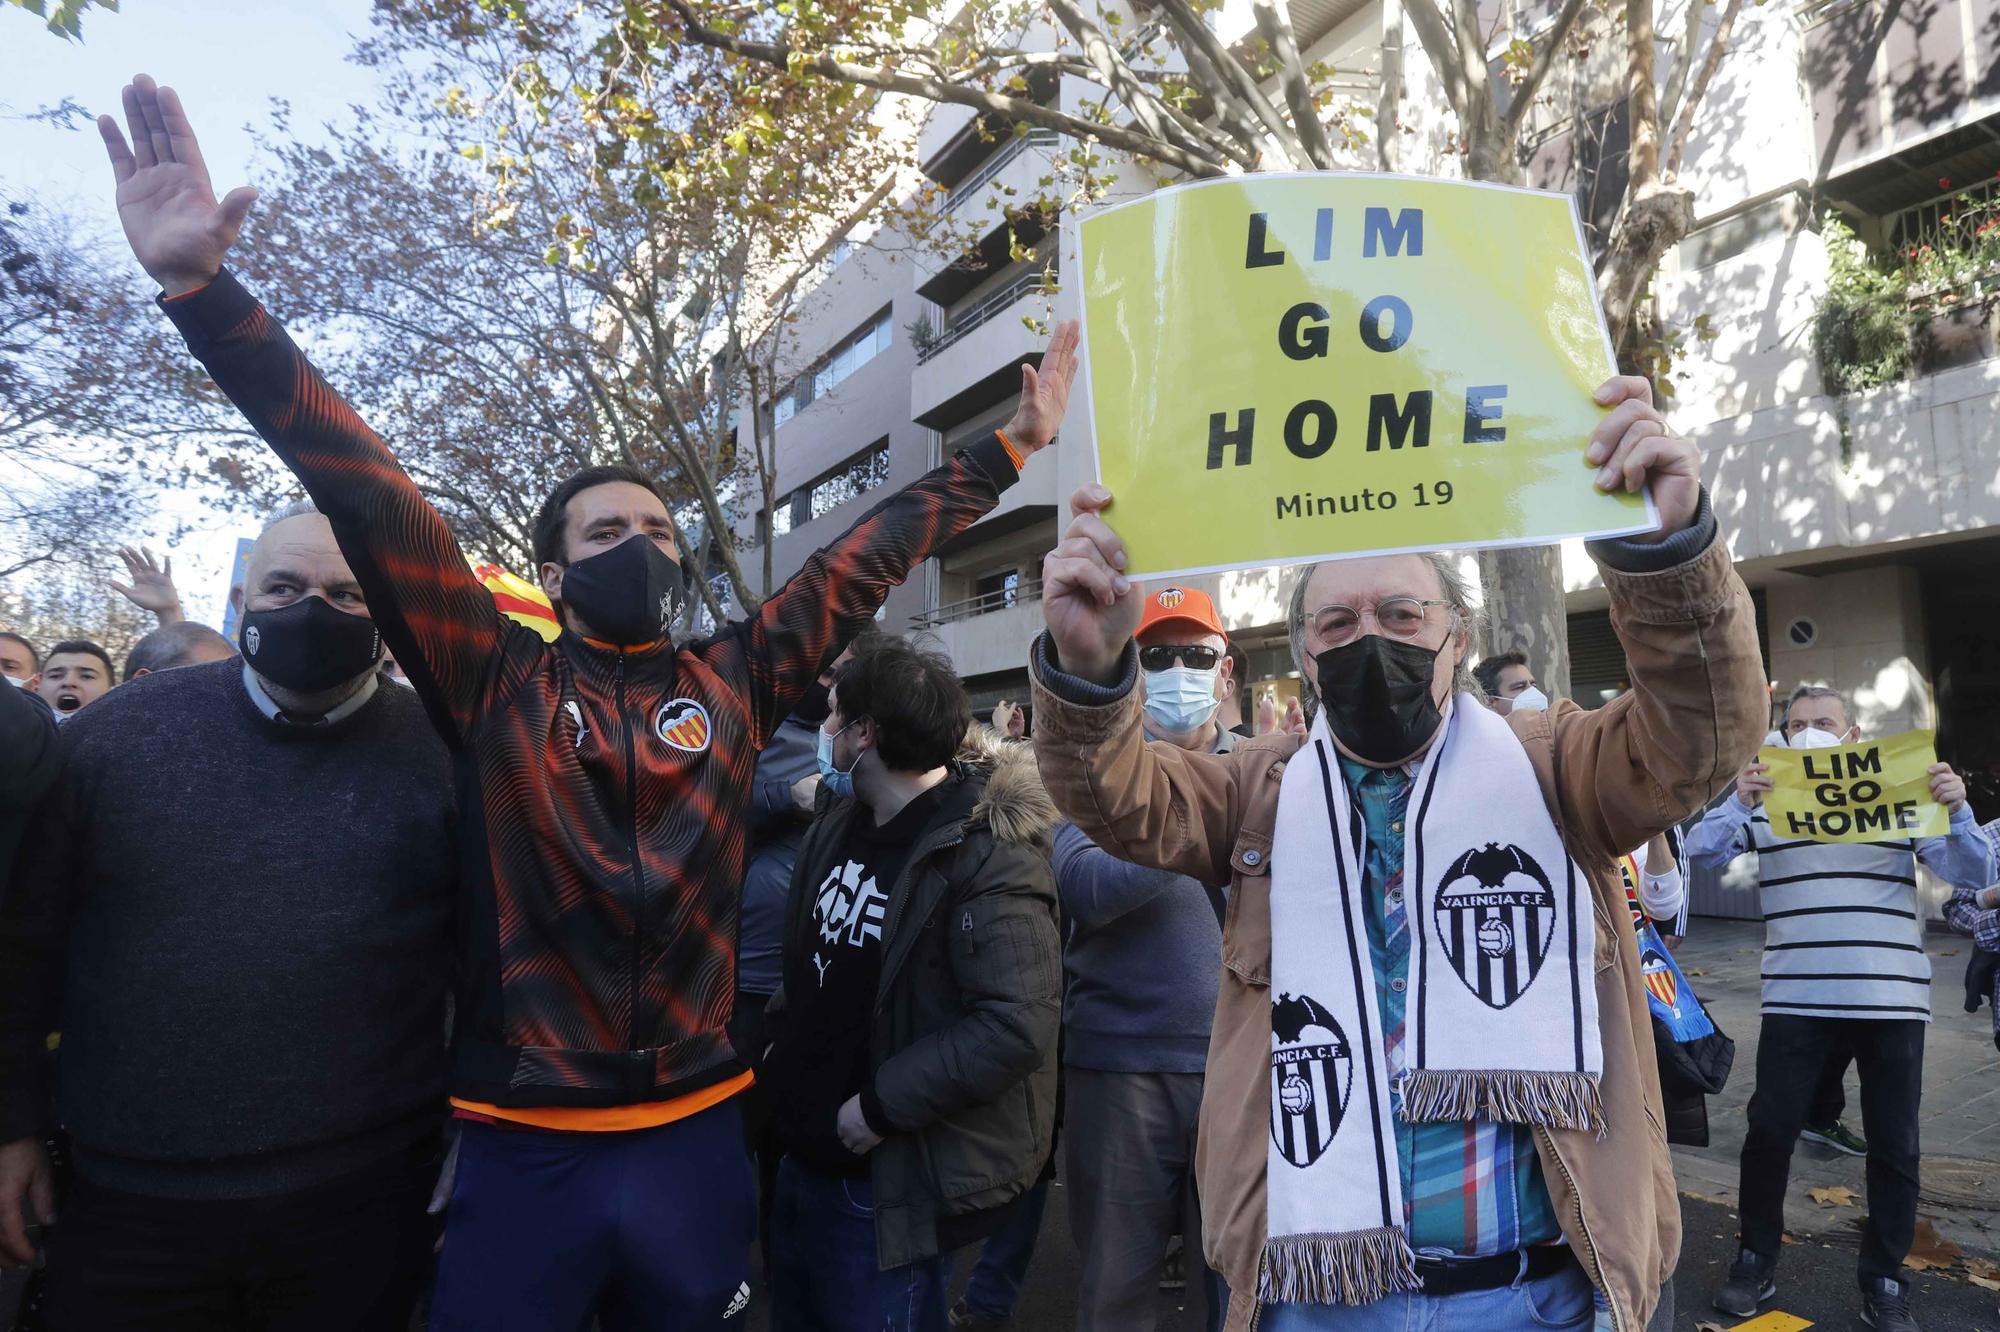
[738,0,2000,843]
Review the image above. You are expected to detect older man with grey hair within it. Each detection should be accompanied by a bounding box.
[0,499,457,1330]
[1688,680,1990,1332]
[1030,378,1768,1332]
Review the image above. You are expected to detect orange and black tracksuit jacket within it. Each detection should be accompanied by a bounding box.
[162,271,1023,1114]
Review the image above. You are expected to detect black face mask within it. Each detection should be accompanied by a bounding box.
[792,678,833,727]
[240,596,383,694]
[1314,633,1449,765]
[559,536,688,647]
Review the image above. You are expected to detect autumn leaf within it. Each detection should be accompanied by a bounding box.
[1903,1218,1962,1271]
[1808,1185,1857,1207]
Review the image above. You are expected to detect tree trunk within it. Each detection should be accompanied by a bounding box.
[1476,544,1572,702]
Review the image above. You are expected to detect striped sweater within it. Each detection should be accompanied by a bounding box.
[1685,794,1994,1020]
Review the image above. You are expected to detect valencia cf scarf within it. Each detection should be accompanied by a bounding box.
[1262,697,1603,1307]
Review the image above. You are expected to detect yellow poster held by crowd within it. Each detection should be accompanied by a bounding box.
[1075,174,1658,578]
[1760,730,1948,844]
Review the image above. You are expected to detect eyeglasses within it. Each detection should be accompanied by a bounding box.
[1307,598,1454,648]
[1138,644,1222,672]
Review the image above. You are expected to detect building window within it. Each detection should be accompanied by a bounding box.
[770,441,891,536]
[769,307,893,428]
[975,568,1022,609]
[806,441,891,521]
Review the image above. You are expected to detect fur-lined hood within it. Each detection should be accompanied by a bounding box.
[958,724,1060,849]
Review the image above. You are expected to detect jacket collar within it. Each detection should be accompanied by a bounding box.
[556,628,681,687]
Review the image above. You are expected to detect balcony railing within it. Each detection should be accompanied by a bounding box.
[916,269,1059,364]
[910,577,1045,629]
[1888,177,2000,256]
[945,129,1062,213]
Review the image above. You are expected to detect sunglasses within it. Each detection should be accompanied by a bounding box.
[1139,644,1222,672]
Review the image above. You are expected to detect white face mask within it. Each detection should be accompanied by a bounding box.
[2,675,25,690]
[1508,685,1549,713]
[1788,727,1843,749]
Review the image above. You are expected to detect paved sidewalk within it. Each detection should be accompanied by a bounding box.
[1667,916,2000,1262]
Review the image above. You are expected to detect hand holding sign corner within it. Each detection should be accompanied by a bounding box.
[1586,375,1702,541]
[1043,484,1143,686]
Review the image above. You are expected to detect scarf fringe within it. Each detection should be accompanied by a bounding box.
[1397,1068,1605,1134]
[1258,1227,1421,1307]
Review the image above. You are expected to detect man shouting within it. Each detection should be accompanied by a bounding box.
[99,74,1077,1332]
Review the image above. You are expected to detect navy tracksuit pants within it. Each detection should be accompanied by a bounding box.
[429,1097,755,1331]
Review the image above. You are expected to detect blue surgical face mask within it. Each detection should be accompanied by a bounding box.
[817,719,862,799]
[1142,665,1221,735]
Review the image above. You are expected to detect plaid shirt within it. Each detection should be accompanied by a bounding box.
[1343,758,1561,1257]
[1944,819,2000,1040]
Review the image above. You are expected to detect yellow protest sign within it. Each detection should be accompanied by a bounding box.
[1760,729,1948,844]
[1075,173,1657,578]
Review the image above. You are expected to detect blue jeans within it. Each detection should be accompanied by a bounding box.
[770,1156,947,1332]
[1259,1260,1594,1332]
[957,1176,1052,1319]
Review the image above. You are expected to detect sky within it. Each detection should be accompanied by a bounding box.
[2,0,384,628]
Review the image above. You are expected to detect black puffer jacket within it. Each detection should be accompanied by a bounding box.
[774,735,1061,1269]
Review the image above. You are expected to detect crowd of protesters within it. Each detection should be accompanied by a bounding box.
[0,72,1996,1332]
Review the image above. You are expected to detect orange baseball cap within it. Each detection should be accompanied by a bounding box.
[1137,585,1227,641]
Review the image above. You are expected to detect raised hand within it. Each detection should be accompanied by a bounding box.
[1928,762,1967,813]
[1586,376,1703,541]
[110,545,185,625]
[1041,485,1142,686]
[1002,320,1082,454]
[1735,760,1773,808]
[97,75,258,296]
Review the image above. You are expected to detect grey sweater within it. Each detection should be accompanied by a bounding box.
[0,659,457,1198]
[1054,728,1236,1073]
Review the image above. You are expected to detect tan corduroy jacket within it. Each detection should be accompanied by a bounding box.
[1030,533,1766,1331]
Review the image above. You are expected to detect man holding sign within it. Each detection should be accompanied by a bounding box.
[1687,683,1994,1331]
[1029,371,1766,1332]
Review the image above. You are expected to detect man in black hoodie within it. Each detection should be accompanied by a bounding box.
[762,636,1060,1331]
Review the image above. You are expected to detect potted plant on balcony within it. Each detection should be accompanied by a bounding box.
[905,311,939,357]
[1905,188,2000,373]
[1812,216,1913,396]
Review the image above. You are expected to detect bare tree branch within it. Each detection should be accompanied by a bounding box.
[661,0,1230,178]
[1500,0,1597,143]
[1665,0,1747,176]
[1152,0,1315,168]
[1251,0,1338,168]
[1378,0,1407,170]
[1403,0,1471,119]
[1624,0,1663,196]
[1044,0,1208,162]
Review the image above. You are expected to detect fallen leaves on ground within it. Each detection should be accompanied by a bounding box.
[1809,1184,1858,1207]
[1686,967,1709,976]
[1904,1218,1963,1272]
[1966,1256,2000,1290]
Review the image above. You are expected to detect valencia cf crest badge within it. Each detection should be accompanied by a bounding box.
[1269,992,1353,1168]
[655,698,712,753]
[1433,842,1557,1010]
